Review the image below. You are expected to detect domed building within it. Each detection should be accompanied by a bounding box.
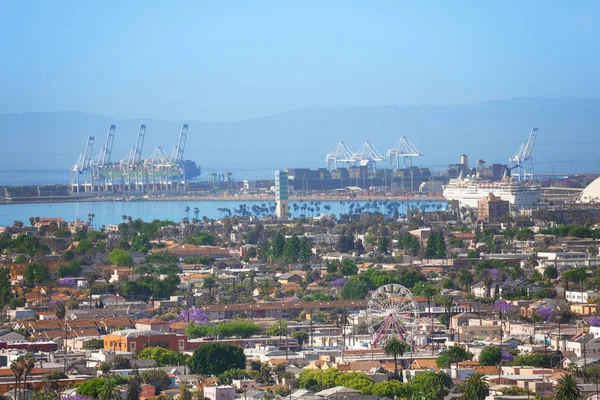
[580,177,600,203]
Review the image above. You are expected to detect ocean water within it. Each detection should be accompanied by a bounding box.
[0,170,69,186]
[0,199,447,228]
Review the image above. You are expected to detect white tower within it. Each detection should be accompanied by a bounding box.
[275,170,289,219]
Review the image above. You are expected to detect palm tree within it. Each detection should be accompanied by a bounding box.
[384,337,409,379]
[85,272,98,310]
[88,213,95,228]
[483,275,494,299]
[330,308,350,347]
[462,373,488,400]
[21,354,35,399]
[98,378,120,400]
[422,284,437,317]
[527,252,540,270]
[431,371,453,400]
[203,275,217,303]
[102,270,112,295]
[555,373,582,400]
[247,270,257,295]
[457,270,473,292]
[185,206,191,220]
[10,358,24,400]
[259,279,273,298]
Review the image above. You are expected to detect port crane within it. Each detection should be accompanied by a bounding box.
[90,125,116,191]
[171,124,188,164]
[326,141,356,171]
[353,141,386,168]
[387,136,423,168]
[70,136,95,193]
[120,125,146,170]
[509,127,538,182]
[98,125,116,168]
[119,125,146,189]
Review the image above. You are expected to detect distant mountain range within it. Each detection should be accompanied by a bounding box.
[1,97,599,180]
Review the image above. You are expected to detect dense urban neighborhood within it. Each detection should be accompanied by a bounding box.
[2,201,600,400]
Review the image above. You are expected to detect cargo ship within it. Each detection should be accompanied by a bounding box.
[443,176,540,209]
[183,160,201,180]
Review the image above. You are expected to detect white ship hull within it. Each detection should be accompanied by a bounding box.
[443,179,540,209]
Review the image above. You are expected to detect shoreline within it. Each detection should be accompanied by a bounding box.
[0,194,447,205]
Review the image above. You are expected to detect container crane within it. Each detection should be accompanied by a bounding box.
[120,125,146,170]
[70,136,95,193]
[509,127,538,181]
[326,141,355,171]
[353,141,386,168]
[387,136,423,169]
[90,126,116,191]
[98,125,116,167]
[171,124,188,164]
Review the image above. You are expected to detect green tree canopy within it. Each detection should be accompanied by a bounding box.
[436,345,473,368]
[283,235,301,264]
[410,371,454,400]
[108,249,134,267]
[291,330,310,348]
[217,368,253,385]
[24,262,49,286]
[397,232,420,256]
[76,239,94,254]
[334,372,373,394]
[371,381,411,399]
[425,231,446,259]
[187,343,245,376]
[478,345,502,366]
[298,369,340,391]
[137,347,188,367]
[341,276,369,300]
[266,321,289,337]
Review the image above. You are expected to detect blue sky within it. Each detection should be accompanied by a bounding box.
[1,1,599,122]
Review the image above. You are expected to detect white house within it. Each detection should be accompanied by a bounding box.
[564,335,600,357]
[566,290,600,304]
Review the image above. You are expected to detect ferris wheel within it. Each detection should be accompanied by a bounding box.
[366,284,420,346]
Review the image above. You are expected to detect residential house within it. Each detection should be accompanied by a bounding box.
[564,334,600,357]
[135,319,170,332]
[232,379,258,392]
[170,322,189,334]
[36,312,57,321]
[277,273,303,284]
[203,386,236,400]
[502,337,523,350]
[109,268,138,283]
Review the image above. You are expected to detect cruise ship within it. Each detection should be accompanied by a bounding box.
[443,176,541,209]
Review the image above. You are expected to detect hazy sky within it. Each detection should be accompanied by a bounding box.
[1,1,599,122]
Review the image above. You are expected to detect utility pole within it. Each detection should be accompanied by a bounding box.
[431,312,435,355]
[309,310,314,349]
